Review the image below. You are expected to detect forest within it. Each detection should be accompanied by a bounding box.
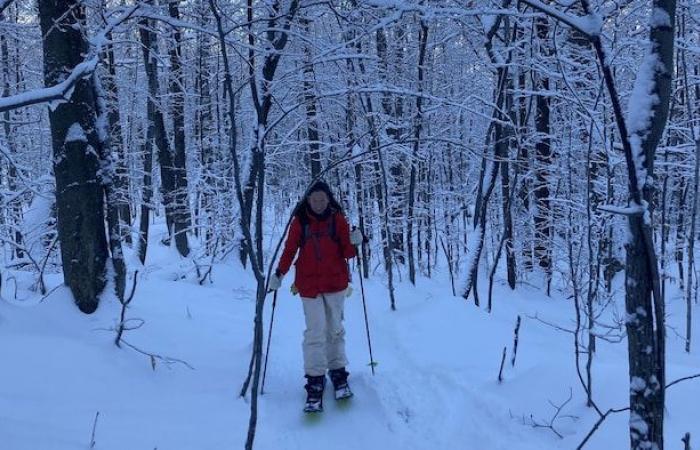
[0,0,699,449]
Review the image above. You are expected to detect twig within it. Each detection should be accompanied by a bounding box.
[89,411,99,449]
[39,284,63,303]
[498,346,507,383]
[665,373,700,389]
[527,313,576,334]
[576,407,630,450]
[119,339,195,370]
[198,238,219,285]
[125,271,138,305]
[511,315,521,367]
[682,433,691,450]
[577,373,700,449]
[115,271,139,347]
[529,388,575,440]
[37,235,60,295]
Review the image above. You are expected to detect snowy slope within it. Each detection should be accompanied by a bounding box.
[1,235,698,449]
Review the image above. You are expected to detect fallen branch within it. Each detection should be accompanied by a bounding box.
[89,411,100,449]
[119,339,194,371]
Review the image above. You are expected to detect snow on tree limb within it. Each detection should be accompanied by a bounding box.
[0,0,13,15]
[0,5,139,114]
[519,0,603,37]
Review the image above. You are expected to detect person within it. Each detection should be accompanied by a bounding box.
[269,181,363,413]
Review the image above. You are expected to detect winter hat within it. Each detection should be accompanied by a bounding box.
[307,180,332,197]
[298,180,343,216]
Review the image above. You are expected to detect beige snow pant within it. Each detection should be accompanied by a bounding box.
[301,290,348,376]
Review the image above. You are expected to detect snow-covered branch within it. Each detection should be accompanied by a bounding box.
[0,5,138,114]
[519,0,603,37]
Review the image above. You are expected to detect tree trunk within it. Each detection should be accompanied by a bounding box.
[301,17,321,179]
[0,13,24,259]
[534,13,553,284]
[407,19,428,285]
[167,0,191,257]
[102,30,132,245]
[38,0,108,313]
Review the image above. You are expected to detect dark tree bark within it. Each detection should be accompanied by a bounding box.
[533,13,553,285]
[137,15,164,263]
[194,0,215,247]
[102,28,132,245]
[138,107,154,265]
[463,2,513,304]
[38,0,108,313]
[376,26,405,264]
[407,18,428,285]
[239,0,299,269]
[621,2,676,447]
[167,0,191,257]
[301,16,322,179]
[0,11,24,259]
[93,74,126,301]
[500,22,518,290]
[138,2,190,259]
[346,15,397,309]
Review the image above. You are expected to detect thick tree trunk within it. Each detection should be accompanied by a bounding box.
[38,0,108,313]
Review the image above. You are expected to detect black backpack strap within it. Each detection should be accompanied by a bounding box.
[298,211,341,258]
[329,212,339,243]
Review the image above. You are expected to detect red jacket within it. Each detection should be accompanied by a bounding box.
[278,209,356,298]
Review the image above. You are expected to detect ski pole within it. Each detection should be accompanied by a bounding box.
[261,288,278,394]
[354,227,377,375]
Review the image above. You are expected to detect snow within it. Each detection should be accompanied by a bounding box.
[1,222,698,450]
[630,376,646,393]
[0,58,97,114]
[650,8,672,28]
[519,0,603,37]
[597,204,645,216]
[65,123,87,144]
[0,5,138,115]
[460,225,484,295]
[18,179,55,263]
[626,48,661,191]
[629,411,649,435]
[480,15,496,35]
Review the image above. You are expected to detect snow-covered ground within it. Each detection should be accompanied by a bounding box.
[1,228,698,449]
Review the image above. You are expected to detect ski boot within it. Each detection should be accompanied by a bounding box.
[304,375,325,413]
[329,367,353,401]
